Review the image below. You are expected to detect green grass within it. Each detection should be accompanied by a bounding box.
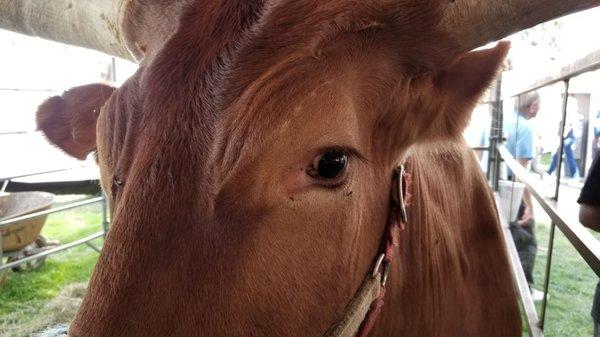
[524,220,599,336]
[540,152,552,166]
[0,196,104,336]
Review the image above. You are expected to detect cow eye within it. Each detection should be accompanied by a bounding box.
[307,150,348,181]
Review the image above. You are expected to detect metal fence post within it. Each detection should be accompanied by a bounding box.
[0,232,5,285]
[553,80,570,201]
[540,221,557,329]
[490,77,504,191]
[102,193,109,236]
[0,229,4,268]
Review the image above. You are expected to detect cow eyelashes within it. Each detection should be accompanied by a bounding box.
[306,148,349,188]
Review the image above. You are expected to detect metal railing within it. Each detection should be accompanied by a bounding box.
[487,49,600,336]
[498,145,600,278]
[0,165,91,193]
[0,168,108,273]
[495,191,544,337]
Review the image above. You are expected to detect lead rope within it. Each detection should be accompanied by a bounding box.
[324,166,411,337]
[355,165,411,337]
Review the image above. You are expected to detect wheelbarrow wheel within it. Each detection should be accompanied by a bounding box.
[8,255,25,272]
[27,236,49,269]
[9,236,49,272]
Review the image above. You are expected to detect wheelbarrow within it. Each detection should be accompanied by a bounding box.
[0,191,58,272]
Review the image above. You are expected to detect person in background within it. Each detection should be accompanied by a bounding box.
[578,153,600,336]
[505,90,545,301]
[547,119,579,178]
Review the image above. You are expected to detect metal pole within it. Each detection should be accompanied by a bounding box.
[1,180,8,193]
[0,131,27,135]
[540,221,557,329]
[102,193,109,236]
[110,57,117,82]
[0,232,104,272]
[0,234,5,285]
[488,77,503,184]
[0,165,89,182]
[553,80,570,201]
[0,228,4,270]
[491,77,504,191]
[0,197,103,228]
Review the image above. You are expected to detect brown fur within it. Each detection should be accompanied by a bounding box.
[36,1,519,336]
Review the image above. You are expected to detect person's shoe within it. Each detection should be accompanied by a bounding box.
[531,288,546,302]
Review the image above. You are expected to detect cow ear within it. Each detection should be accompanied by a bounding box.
[429,41,509,138]
[37,83,115,160]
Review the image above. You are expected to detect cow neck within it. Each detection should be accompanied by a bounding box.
[324,165,411,337]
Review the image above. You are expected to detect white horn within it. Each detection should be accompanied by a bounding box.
[444,0,600,51]
[0,0,134,61]
[2,1,599,61]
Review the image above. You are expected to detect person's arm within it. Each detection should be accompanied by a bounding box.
[580,204,600,232]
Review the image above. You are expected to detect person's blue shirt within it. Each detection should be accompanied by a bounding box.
[505,110,534,160]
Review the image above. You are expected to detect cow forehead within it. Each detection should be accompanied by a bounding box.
[214,55,394,181]
[97,24,407,201]
[253,81,364,155]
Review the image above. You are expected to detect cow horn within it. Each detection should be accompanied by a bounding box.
[444,0,600,51]
[1,1,599,61]
[0,0,135,61]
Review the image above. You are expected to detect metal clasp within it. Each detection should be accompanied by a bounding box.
[392,165,408,224]
[371,253,391,286]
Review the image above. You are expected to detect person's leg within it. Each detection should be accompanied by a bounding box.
[548,151,558,174]
[512,202,537,284]
[517,246,534,284]
[564,144,579,177]
[520,225,537,285]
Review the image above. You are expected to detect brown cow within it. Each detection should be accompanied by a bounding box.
[32,1,521,336]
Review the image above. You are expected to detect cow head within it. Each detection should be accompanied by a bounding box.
[37,2,509,336]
